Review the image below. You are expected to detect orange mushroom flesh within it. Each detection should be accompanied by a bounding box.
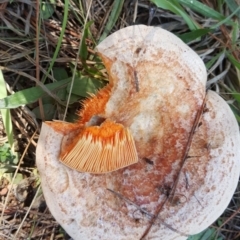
[59,119,138,173]
[51,79,138,173]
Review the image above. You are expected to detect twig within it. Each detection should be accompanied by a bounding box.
[141,91,208,239]
[107,188,188,238]
[169,92,208,201]
[0,131,37,225]
[139,195,169,240]
[215,206,240,238]
[14,185,41,239]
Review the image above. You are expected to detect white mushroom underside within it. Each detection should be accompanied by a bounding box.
[36,90,240,240]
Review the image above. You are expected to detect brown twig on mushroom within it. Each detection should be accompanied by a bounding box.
[140,93,208,239]
[107,188,188,237]
[169,92,208,201]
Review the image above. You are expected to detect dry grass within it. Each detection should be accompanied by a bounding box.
[0,0,240,239]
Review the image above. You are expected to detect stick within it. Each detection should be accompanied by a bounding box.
[107,188,188,238]
[141,91,208,238]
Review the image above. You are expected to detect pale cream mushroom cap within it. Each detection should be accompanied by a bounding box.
[36,25,240,239]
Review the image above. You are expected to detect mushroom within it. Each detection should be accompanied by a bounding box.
[36,25,240,239]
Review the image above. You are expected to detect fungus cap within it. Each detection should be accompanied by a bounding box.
[36,25,240,239]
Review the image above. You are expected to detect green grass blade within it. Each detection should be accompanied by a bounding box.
[79,21,93,61]
[187,227,222,240]
[41,0,69,83]
[227,52,240,70]
[178,0,226,20]
[231,19,239,44]
[232,92,240,103]
[179,28,211,43]
[226,0,240,18]
[98,0,125,42]
[0,78,71,109]
[210,6,240,29]
[205,51,225,69]
[0,71,14,147]
[67,76,106,97]
[41,0,56,19]
[151,0,198,30]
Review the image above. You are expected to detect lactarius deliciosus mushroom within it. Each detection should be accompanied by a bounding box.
[36,25,240,239]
